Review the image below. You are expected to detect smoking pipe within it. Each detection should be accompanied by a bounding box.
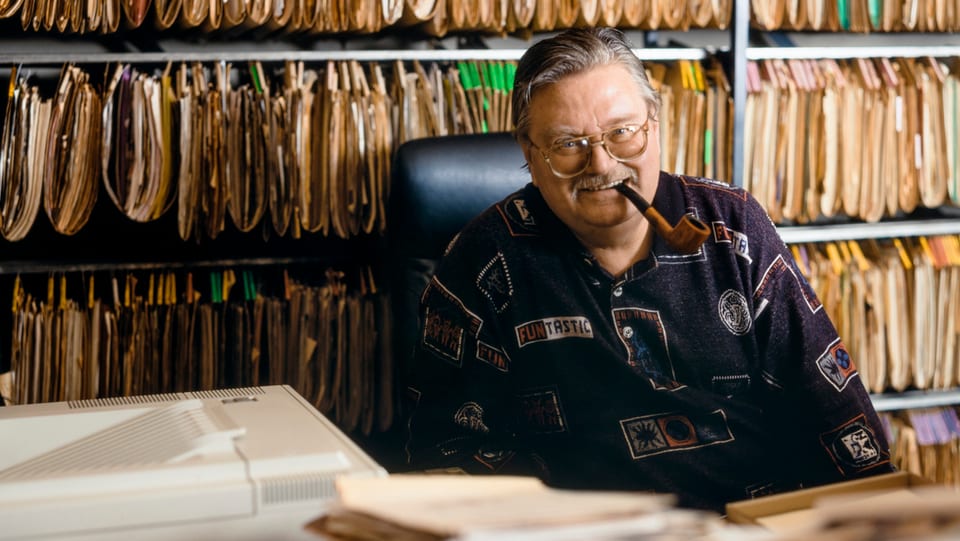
[614,182,710,255]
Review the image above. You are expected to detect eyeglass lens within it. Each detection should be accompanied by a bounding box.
[547,125,647,177]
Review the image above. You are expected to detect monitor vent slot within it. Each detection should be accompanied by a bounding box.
[0,401,242,478]
[260,475,337,506]
[190,387,266,399]
[68,392,183,409]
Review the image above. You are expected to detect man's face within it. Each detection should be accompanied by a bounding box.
[520,64,661,239]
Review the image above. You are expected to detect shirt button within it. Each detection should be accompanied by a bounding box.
[622,326,634,338]
[613,286,623,297]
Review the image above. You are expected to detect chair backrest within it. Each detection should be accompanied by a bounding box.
[387,132,529,386]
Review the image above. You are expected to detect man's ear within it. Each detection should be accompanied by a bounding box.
[518,140,539,185]
[646,119,662,158]
[645,116,659,138]
[518,138,533,164]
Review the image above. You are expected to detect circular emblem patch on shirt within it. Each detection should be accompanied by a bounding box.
[718,289,751,336]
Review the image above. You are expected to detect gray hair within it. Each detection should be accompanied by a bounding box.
[511,27,661,141]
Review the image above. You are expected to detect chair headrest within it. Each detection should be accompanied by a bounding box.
[388,132,529,261]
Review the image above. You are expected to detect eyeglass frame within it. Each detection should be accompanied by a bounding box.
[527,121,651,179]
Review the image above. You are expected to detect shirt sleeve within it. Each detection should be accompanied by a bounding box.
[744,193,894,486]
[403,235,545,477]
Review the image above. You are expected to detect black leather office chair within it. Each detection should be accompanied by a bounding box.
[387,132,529,396]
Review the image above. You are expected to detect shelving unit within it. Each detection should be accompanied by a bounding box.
[0,34,714,279]
[748,28,960,412]
[2,4,960,415]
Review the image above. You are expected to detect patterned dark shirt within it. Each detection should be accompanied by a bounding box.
[405,171,893,512]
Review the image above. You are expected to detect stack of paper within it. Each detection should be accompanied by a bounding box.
[305,474,720,541]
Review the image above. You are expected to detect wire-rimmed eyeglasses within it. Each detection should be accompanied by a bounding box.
[529,122,650,179]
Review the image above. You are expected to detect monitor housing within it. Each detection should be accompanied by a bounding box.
[0,384,386,541]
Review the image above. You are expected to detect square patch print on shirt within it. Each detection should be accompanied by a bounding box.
[612,307,679,386]
[816,338,858,392]
[517,387,567,434]
[619,409,734,460]
[422,305,466,365]
[421,278,484,366]
[476,252,513,313]
[755,255,822,314]
[711,221,752,264]
[820,414,890,476]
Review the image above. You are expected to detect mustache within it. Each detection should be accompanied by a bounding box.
[572,171,638,192]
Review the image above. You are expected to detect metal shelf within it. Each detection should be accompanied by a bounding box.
[0,47,708,65]
[871,389,960,412]
[778,219,960,244]
[747,45,960,60]
[747,29,960,60]
[0,256,338,275]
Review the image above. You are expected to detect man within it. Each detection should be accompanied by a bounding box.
[404,27,892,512]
